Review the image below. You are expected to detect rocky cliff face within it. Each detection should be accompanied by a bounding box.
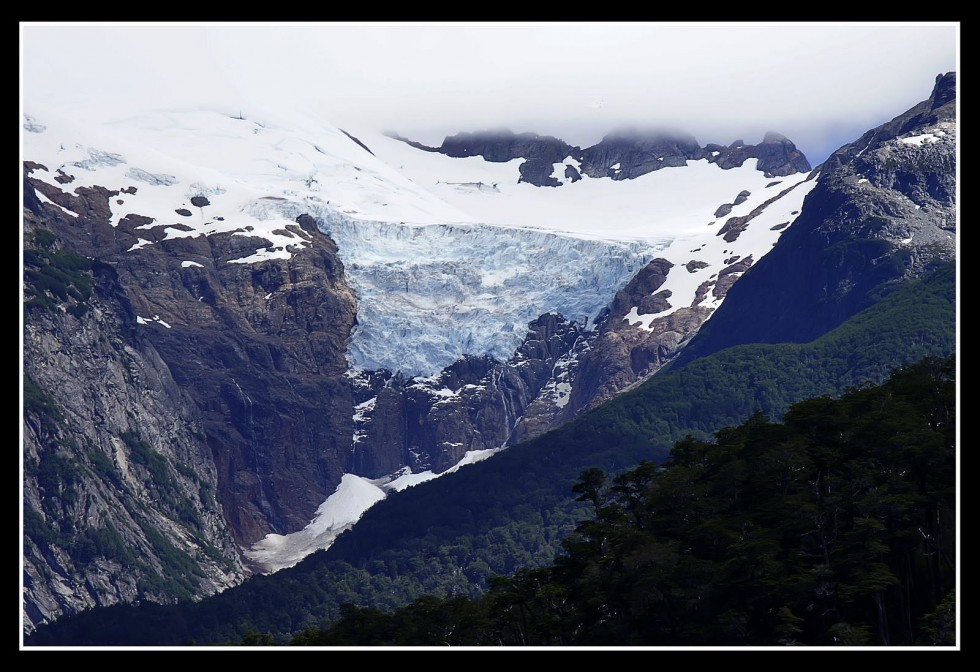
[509,253,766,441]
[350,313,583,474]
[23,155,357,629]
[674,72,957,364]
[117,210,357,544]
[23,198,246,632]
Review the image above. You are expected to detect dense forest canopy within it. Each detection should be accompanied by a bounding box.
[290,355,957,646]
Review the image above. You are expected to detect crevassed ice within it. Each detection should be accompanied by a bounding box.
[317,209,664,376]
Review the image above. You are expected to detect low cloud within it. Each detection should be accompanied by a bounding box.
[22,22,957,164]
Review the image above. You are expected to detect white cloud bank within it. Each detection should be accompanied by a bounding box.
[21,22,958,164]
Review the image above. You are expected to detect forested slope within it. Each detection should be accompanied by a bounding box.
[27,261,955,645]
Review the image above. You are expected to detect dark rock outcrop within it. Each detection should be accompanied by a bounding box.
[382,131,441,153]
[438,129,574,164]
[436,129,578,187]
[353,314,583,471]
[519,159,562,187]
[708,132,812,177]
[579,129,705,180]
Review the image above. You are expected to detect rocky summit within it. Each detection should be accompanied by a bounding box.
[402,126,812,187]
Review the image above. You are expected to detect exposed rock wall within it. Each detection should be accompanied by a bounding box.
[23,164,357,630]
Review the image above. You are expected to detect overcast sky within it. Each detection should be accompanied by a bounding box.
[21,22,958,165]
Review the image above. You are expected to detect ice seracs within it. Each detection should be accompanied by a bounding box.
[320,214,659,375]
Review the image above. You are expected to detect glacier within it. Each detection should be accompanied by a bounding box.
[327,127,817,376]
[24,104,817,573]
[318,213,662,375]
[22,105,814,378]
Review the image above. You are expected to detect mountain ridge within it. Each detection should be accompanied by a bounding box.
[387,126,811,187]
[21,73,955,637]
[670,71,956,365]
